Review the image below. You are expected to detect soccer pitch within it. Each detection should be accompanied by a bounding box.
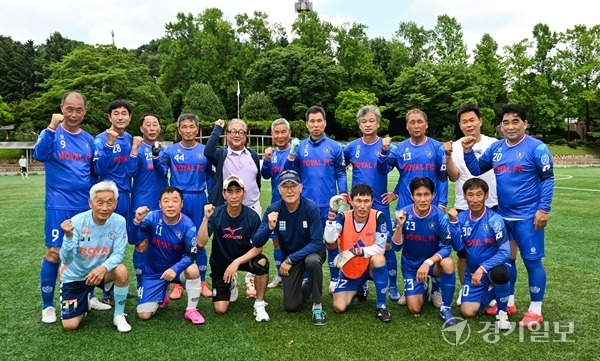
[0,168,598,361]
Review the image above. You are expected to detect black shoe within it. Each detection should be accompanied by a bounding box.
[376,307,392,323]
[312,309,326,326]
[357,283,369,302]
[101,294,115,307]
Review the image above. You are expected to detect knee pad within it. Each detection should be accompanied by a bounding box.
[489,265,509,285]
[251,254,269,275]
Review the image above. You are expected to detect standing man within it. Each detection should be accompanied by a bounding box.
[462,103,554,327]
[130,186,205,325]
[286,105,348,293]
[343,105,399,301]
[34,91,102,323]
[153,113,213,299]
[261,118,293,288]
[391,177,456,325]
[129,113,168,292]
[59,180,131,332]
[444,104,498,305]
[19,154,29,179]
[198,176,269,322]
[205,118,262,298]
[252,170,327,325]
[378,108,448,307]
[325,184,392,323]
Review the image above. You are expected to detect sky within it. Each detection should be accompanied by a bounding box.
[0,0,596,53]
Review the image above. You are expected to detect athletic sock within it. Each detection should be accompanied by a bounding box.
[113,285,129,316]
[384,248,398,289]
[373,265,388,309]
[327,248,339,283]
[273,249,283,277]
[494,282,510,313]
[132,250,146,290]
[529,301,542,315]
[508,258,517,304]
[440,272,456,308]
[186,278,201,309]
[431,276,441,294]
[40,259,60,309]
[197,248,208,282]
[523,258,546,302]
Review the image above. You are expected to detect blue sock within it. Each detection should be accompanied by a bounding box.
[508,258,517,296]
[440,272,456,308]
[494,282,510,312]
[431,276,441,293]
[373,265,388,309]
[132,250,146,290]
[197,248,208,282]
[479,287,495,313]
[523,258,546,302]
[328,248,339,282]
[384,248,398,289]
[40,259,59,309]
[273,249,283,277]
[113,285,129,316]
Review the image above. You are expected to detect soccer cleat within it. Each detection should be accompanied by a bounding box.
[89,297,112,311]
[170,283,183,300]
[42,306,57,324]
[456,292,462,306]
[312,309,326,326]
[376,307,392,323]
[439,307,457,326]
[113,314,132,332]
[246,278,257,298]
[397,293,407,306]
[159,288,170,309]
[101,294,115,307]
[388,287,400,302]
[485,304,517,316]
[230,274,238,302]
[184,309,206,325]
[430,291,442,308]
[328,281,337,294]
[519,311,543,328]
[253,302,270,322]
[496,310,511,330]
[267,276,282,289]
[357,283,369,302]
[201,281,212,298]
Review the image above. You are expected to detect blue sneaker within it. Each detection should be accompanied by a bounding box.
[357,283,369,302]
[388,286,400,301]
[312,309,326,326]
[439,307,457,326]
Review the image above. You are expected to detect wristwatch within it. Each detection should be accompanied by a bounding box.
[284,257,293,266]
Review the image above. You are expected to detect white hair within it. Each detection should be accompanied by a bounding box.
[90,180,119,200]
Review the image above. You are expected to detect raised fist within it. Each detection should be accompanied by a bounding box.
[152,141,161,157]
[106,129,118,145]
[443,141,453,155]
[461,136,476,152]
[395,210,407,227]
[264,147,274,162]
[132,136,143,150]
[447,208,458,222]
[50,114,64,129]
[268,211,279,230]
[135,206,150,223]
[204,204,215,219]
[290,138,300,156]
[382,136,392,151]
[60,219,74,238]
[215,119,225,128]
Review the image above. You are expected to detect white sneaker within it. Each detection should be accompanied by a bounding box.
[329,281,336,294]
[430,291,442,308]
[89,297,112,311]
[42,306,57,323]
[496,310,511,330]
[267,276,282,289]
[230,274,238,302]
[113,314,132,333]
[253,301,270,322]
[456,292,462,306]
[397,293,406,306]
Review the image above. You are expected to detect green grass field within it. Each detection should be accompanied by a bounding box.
[1,168,599,361]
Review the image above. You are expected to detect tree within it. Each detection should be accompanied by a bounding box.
[432,15,468,65]
[472,33,508,111]
[291,11,335,57]
[394,21,434,66]
[0,96,14,126]
[133,39,161,80]
[35,32,84,83]
[334,89,388,136]
[0,36,37,102]
[240,92,280,121]
[181,83,227,121]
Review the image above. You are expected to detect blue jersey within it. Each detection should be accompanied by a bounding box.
[286,135,348,208]
[207,205,261,270]
[33,125,95,210]
[131,142,168,212]
[129,211,197,277]
[154,142,211,193]
[450,208,509,274]
[464,135,554,219]
[60,210,127,283]
[261,146,291,204]
[344,137,389,211]
[252,196,325,263]
[93,131,135,193]
[397,205,451,271]
[378,137,448,209]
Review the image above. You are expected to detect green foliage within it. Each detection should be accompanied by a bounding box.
[240,92,280,121]
[0,36,37,102]
[0,97,14,125]
[334,89,388,135]
[440,123,456,142]
[181,83,227,121]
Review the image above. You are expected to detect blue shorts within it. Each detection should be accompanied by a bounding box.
[138,272,184,305]
[45,209,84,247]
[333,270,370,293]
[401,264,435,297]
[459,273,492,303]
[505,219,544,260]
[182,192,207,227]
[60,280,107,320]
[115,191,131,225]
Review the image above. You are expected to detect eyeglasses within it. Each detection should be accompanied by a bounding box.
[227,129,246,136]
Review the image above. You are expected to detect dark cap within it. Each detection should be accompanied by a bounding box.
[223,175,245,190]
[278,170,301,187]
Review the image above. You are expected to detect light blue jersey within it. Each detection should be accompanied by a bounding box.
[60,210,127,283]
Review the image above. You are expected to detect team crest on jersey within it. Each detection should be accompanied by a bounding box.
[108,230,116,240]
[197,153,203,159]
[492,221,502,234]
[426,150,433,158]
[60,134,65,140]
[483,223,489,232]
[429,221,435,230]
[407,213,413,221]
[279,221,286,231]
[176,231,183,240]
[82,224,91,239]
[541,154,550,165]
[530,247,537,254]
[517,151,524,160]
[380,222,388,235]
[324,147,330,153]
[464,220,470,227]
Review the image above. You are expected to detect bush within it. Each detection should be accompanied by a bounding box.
[545,134,563,143]
[567,142,578,149]
[392,135,406,142]
[551,139,566,146]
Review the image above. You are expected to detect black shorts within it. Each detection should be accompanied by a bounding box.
[210,256,261,302]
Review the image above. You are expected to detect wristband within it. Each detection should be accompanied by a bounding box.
[424,259,434,266]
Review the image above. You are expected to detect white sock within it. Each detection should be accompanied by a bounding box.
[254,300,265,307]
[529,301,542,315]
[185,279,201,309]
[312,303,322,311]
[508,295,515,307]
